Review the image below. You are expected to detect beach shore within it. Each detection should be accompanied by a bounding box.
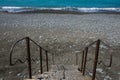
[0,12,120,80]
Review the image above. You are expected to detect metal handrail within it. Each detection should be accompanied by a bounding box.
[80,39,113,80]
[10,37,26,65]
[84,40,97,49]
[9,37,49,79]
[29,38,47,51]
[99,40,113,67]
[80,39,112,67]
[9,37,113,80]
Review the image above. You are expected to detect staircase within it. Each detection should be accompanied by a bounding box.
[9,37,113,80]
[25,65,92,80]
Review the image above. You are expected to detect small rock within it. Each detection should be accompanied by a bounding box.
[44,74,48,78]
[69,46,72,48]
[9,71,13,74]
[118,72,120,75]
[96,68,104,74]
[75,51,81,53]
[89,72,93,76]
[107,67,111,70]
[100,44,108,49]
[104,75,112,80]
[17,73,22,77]
[0,78,4,80]
[39,36,42,39]
[92,45,96,47]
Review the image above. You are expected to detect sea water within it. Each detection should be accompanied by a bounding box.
[0,0,120,13]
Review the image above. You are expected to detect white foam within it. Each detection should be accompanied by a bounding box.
[2,6,23,9]
[77,8,120,12]
[1,6,24,12]
[1,6,120,13]
[1,6,33,12]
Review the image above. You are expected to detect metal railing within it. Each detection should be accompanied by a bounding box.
[9,37,49,79]
[9,37,113,80]
[80,39,113,80]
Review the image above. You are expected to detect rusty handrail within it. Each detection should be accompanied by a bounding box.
[92,39,100,80]
[100,40,111,48]
[99,40,113,67]
[85,40,97,49]
[80,39,113,68]
[29,38,47,51]
[9,37,113,80]
[80,39,113,80]
[29,38,49,73]
[9,37,26,65]
[9,37,50,79]
[80,39,98,74]
[98,53,112,67]
[95,40,113,67]
[82,47,88,75]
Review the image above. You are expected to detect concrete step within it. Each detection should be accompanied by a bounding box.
[24,65,93,80]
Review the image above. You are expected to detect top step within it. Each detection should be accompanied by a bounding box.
[25,65,93,80]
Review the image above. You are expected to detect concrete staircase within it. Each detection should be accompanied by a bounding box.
[25,65,92,80]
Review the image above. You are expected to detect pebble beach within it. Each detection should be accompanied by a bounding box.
[0,13,120,44]
[0,12,120,80]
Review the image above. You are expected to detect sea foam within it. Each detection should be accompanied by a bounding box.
[0,6,120,13]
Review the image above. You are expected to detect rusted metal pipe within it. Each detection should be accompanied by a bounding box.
[26,37,32,79]
[80,50,85,72]
[46,51,49,71]
[76,53,78,65]
[92,39,100,80]
[9,37,26,66]
[52,53,55,65]
[82,47,88,75]
[39,47,43,74]
[109,49,113,67]
[109,54,112,67]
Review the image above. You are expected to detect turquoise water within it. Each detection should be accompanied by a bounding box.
[0,0,120,7]
[0,0,120,13]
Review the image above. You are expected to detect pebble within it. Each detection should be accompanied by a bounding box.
[88,72,93,76]
[39,36,43,39]
[104,76,112,80]
[100,44,108,49]
[9,71,13,74]
[17,73,22,77]
[0,78,3,80]
[96,68,104,74]
[118,72,120,75]
[74,51,81,53]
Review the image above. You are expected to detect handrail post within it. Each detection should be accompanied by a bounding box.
[92,39,100,80]
[109,49,113,67]
[10,52,13,66]
[46,51,49,71]
[82,47,88,75]
[52,53,55,65]
[39,47,43,74]
[76,53,78,65]
[26,37,32,79]
[109,54,112,67]
[80,50,84,72]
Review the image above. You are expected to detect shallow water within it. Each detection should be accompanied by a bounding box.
[0,0,120,13]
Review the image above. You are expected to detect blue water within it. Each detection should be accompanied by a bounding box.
[0,0,120,13]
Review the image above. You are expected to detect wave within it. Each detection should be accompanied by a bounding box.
[0,6,120,13]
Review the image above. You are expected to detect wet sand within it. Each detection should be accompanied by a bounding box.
[0,12,120,80]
